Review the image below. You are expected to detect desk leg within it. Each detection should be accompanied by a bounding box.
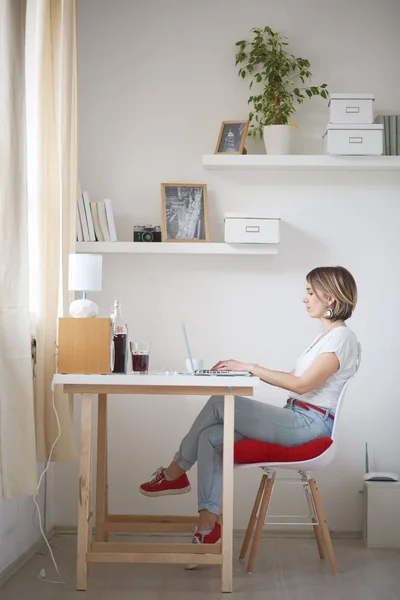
[87,431,93,578]
[77,393,93,591]
[96,394,108,542]
[221,394,234,593]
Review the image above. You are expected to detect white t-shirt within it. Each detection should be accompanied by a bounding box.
[291,326,360,412]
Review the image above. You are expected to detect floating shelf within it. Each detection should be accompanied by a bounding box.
[202,154,400,171]
[76,242,278,255]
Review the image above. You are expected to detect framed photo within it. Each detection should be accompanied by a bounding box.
[161,184,209,242]
[215,120,249,154]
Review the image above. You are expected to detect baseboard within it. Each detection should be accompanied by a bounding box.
[55,525,362,540]
[0,527,55,589]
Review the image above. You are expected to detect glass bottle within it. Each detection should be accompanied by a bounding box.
[110,300,128,374]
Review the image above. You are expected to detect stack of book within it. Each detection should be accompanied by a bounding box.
[374,115,400,155]
[77,188,118,242]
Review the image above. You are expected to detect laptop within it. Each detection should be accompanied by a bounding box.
[181,322,251,377]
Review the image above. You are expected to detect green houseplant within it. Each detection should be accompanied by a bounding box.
[235,26,328,153]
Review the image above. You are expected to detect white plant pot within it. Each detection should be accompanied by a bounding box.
[263,124,292,155]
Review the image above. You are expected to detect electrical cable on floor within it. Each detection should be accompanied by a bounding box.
[33,388,65,585]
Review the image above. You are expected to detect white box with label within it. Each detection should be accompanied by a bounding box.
[224,217,280,244]
[329,93,375,124]
[323,123,383,156]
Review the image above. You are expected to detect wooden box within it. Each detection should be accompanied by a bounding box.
[58,318,111,374]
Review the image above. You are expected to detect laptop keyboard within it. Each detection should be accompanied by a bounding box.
[194,370,251,376]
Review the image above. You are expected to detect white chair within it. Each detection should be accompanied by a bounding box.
[237,345,361,574]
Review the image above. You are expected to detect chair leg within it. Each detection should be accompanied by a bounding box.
[312,516,326,560]
[246,471,276,574]
[309,478,338,574]
[302,474,326,560]
[239,473,268,560]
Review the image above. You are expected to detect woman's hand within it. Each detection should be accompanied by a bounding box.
[211,359,252,372]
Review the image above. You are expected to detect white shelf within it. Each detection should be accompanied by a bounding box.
[76,242,278,255]
[202,154,400,171]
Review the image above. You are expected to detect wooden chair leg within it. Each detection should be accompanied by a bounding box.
[309,478,338,574]
[246,471,276,573]
[312,516,326,560]
[303,476,325,560]
[239,473,268,560]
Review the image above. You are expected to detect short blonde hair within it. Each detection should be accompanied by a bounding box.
[306,266,358,321]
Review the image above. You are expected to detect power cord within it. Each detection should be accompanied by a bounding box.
[33,388,65,585]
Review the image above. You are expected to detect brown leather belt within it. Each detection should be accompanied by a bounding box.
[291,399,334,421]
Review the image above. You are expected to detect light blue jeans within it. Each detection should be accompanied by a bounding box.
[173,395,333,515]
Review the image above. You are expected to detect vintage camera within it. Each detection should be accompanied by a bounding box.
[133,225,162,242]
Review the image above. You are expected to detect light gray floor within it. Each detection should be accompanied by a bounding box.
[0,533,399,600]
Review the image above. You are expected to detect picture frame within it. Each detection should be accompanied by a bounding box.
[215,120,249,154]
[161,184,209,243]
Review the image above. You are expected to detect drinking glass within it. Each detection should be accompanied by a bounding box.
[130,342,150,374]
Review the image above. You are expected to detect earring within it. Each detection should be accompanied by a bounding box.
[325,309,333,318]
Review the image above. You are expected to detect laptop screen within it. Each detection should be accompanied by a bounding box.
[180,322,250,376]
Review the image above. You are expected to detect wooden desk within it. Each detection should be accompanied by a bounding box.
[53,373,259,593]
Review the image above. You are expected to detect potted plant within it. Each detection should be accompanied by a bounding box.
[235,26,329,154]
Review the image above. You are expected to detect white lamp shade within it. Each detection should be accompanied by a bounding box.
[68,254,102,292]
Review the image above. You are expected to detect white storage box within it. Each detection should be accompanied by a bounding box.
[224,218,280,244]
[329,93,375,124]
[363,482,400,548]
[323,123,383,156]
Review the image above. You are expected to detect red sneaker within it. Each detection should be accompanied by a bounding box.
[193,522,221,545]
[139,467,191,497]
[185,522,222,570]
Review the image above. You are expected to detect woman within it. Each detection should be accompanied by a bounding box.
[140,266,360,546]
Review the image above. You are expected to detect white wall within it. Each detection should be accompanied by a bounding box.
[54,0,400,533]
[0,498,39,575]
[0,465,54,575]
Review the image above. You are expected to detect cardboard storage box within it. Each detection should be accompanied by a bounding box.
[224,217,280,244]
[323,123,383,155]
[329,93,375,124]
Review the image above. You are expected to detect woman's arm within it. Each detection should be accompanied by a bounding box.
[213,354,339,395]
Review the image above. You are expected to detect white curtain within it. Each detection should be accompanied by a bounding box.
[26,0,78,462]
[0,0,37,498]
[0,0,78,498]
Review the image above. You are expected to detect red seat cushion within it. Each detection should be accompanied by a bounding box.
[234,437,333,464]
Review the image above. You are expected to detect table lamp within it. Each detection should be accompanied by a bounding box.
[68,254,102,318]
